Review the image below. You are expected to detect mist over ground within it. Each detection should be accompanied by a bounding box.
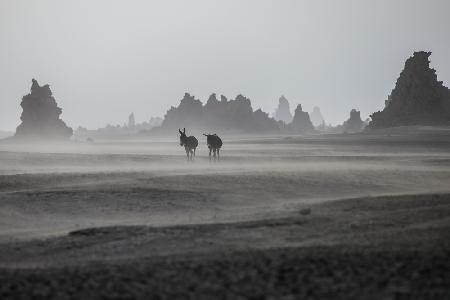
[1,129,450,298]
[1,127,450,241]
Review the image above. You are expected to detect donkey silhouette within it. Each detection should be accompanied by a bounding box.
[203,133,223,161]
[179,128,198,161]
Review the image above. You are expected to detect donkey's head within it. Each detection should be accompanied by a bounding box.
[203,133,211,145]
[179,128,187,146]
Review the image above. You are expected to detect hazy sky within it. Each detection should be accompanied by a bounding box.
[1,0,449,131]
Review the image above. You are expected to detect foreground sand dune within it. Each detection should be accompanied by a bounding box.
[1,193,449,268]
[0,193,449,299]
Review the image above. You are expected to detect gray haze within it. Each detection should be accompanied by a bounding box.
[1,0,449,131]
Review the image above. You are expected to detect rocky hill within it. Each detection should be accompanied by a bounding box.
[368,51,450,129]
[153,93,280,133]
[15,79,72,139]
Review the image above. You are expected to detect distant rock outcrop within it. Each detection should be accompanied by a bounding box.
[368,51,450,129]
[15,79,73,139]
[341,109,365,133]
[290,104,315,133]
[310,106,325,127]
[128,113,136,128]
[153,93,279,133]
[75,115,162,139]
[160,93,205,130]
[273,96,293,123]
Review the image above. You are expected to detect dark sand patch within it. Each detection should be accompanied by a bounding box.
[0,194,449,299]
[1,193,448,270]
[1,247,448,300]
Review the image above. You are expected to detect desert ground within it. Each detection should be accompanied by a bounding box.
[0,126,449,299]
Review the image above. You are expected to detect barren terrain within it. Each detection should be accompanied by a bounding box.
[0,127,449,299]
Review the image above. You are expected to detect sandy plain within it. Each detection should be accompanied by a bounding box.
[0,126,449,299]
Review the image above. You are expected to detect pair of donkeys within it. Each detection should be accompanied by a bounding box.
[178,128,222,161]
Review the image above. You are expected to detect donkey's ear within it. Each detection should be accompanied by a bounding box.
[183,128,186,133]
[179,129,182,134]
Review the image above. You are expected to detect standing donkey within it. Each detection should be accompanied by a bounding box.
[203,134,223,161]
[179,128,198,161]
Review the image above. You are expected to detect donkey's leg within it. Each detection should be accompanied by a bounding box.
[213,149,217,161]
[209,147,212,161]
[217,149,220,161]
[185,147,190,161]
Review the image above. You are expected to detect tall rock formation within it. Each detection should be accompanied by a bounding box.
[341,109,365,133]
[273,95,293,123]
[310,106,325,127]
[369,51,450,129]
[290,104,315,133]
[15,79,73,139]
[128,113,136,128]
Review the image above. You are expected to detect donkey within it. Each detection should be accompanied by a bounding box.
[179,128,198,161]
[203,134,223,161]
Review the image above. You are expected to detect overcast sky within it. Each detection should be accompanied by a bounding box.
[1,0,449,131]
